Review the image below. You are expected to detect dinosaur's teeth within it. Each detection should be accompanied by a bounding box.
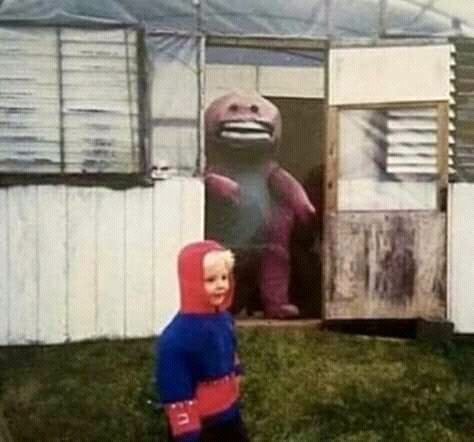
[222,121,268,131]
[220,131,271,141]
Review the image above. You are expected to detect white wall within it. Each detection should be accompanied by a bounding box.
[0,178,204,345]
[448,183,474,334]
[205,64,324,105]
[329,45,451,105]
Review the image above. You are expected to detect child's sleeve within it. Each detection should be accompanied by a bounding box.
[157,342,201,442]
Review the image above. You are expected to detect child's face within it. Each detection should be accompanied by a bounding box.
[203,259,230,307]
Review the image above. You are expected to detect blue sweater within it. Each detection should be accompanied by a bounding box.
[157,311,242,441]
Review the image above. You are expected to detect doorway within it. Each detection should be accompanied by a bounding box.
[204,43,326,319]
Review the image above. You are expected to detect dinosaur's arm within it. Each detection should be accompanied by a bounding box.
[267,162,316,225]
[205,171,241,206]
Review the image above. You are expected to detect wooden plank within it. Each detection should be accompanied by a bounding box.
[62,57,134,74]
[258,66,325,98]
[36,186,67,344]
[325,106,338,213]
[152,180,182,333]
[437,102,450,208]
[8,187,38,344]
[205,65,257,106]
[61,42,137,59]
[125,187,154,338]
[0,190,8,345]
[96,188,126,338]
[207,36,326,50]
[180,178,205,245]
[67,187,97,341]
[61,29,136,44]
[338,180,437,211]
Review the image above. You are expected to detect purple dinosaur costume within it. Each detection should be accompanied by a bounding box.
[205,91,316,319]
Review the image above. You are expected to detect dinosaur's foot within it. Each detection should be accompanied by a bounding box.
[264,303,300,319]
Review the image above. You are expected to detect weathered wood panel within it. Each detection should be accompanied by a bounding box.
[96,188,126,338]
[7,187,38,343]
[67,187,97,342]
[324,212,446,319]
[448,183,474,333]
[125,187,154,338]
[329,45,451,105]
[37,186,67,343]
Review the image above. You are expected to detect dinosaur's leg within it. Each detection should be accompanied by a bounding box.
[260,204,300,319]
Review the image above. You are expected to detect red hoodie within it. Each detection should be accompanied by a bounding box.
[178,240,235,314]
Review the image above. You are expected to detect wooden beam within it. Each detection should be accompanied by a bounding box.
[206,35,327,50]
[437,101,450,211]
[324,106,338,213]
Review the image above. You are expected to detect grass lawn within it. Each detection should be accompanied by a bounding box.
[0,328,472,441]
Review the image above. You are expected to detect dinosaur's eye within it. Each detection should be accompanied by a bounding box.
[250,104,259,113]
[229,103,238,112]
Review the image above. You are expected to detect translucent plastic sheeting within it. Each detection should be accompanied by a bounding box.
[147,34,200,175]
[0,0,472,37]
[202,0,329,37]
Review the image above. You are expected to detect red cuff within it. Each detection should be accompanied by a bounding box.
[165,399,201,437]
[196,374,240,418]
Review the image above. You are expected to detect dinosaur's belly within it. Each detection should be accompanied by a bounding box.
[206,171,273,249]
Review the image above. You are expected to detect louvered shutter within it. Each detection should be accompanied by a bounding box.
[0,28,61,173]
[386,108,440,177]
[0,27,140,175]
[454,38,474,181]
[61,28,140,174]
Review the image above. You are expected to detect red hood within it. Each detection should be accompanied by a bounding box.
[178,240,234,314]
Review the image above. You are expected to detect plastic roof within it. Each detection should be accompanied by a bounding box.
[0,0,472,38]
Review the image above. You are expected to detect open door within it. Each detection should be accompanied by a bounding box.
[323,44,451,320]
[205,42,325,318]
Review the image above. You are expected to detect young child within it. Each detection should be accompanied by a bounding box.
[156,240,249,442]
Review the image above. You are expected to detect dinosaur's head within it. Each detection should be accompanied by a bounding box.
[205,91,281,156]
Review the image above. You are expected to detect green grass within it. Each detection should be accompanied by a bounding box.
[0,328,472,441]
